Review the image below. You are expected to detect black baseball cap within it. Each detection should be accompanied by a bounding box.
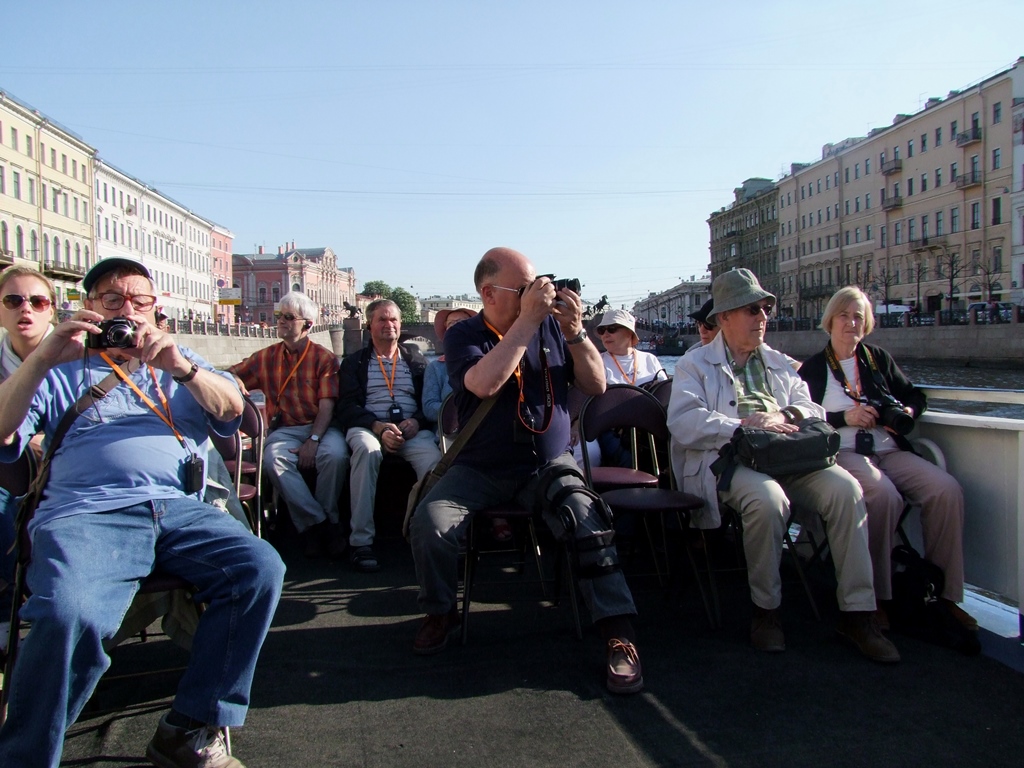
[82,258,153,293]
[688,298,715,326]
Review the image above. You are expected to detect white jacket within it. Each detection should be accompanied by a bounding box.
[666,332,823,528]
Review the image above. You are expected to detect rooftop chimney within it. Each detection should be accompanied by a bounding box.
[258,245,264,255]
[278,245,283,255]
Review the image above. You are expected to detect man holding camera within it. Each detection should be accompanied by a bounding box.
[408,247,643,695]
[230,291,349,559]
[667,269,899,662]
[333,299,441,573]
[0,258,285,768]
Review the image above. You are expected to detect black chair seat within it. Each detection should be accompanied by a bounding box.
[601,487,704,514]
[590,466,659,492]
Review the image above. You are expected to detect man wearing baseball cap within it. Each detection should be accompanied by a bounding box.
[666,269,897,663]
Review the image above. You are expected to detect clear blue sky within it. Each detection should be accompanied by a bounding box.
[3,1,1021,309]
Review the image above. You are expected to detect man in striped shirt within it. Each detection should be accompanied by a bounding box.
[230,291,349,558]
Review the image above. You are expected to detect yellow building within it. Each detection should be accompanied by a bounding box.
[0,89,96,308]
[774,59,1020,318]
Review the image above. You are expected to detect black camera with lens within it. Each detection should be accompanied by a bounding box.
[86,317,138,349]
[866,394,914,436]
[552,277,581,294]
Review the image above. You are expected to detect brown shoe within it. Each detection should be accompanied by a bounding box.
[413,609,461,655]
[874,605,891,632]
[942,600,979,631]
[837,611,901,663]
[750,606,785,652]
[606,639,644,694]
[300,524,326,559]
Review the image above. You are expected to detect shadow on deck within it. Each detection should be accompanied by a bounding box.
[62,532,1024,767]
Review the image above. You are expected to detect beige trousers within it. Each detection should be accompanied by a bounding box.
[719,463,876,613]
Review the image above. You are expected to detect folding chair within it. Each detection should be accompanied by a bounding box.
[438,395,581,644]
[578,384,714,627]
[211,394,266,537]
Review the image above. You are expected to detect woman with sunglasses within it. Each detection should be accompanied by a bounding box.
[799,286,974,634]
[584,310,665,468]
[0,267,56,661]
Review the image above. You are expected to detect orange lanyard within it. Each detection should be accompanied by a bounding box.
[483,318,524,402]
[276,339,311,403]
[610,350,637,385]
[100,352,188,449]
[376,349,399,399]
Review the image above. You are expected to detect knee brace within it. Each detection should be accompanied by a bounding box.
[535,463,620,579]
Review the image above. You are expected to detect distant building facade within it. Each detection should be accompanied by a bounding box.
[772,59,1021,318]
[419,294,483,323]
[211,225,234,324]
[632,279,711,331]
[0,89,95,307]
[233,243,356,325]
[707,177,780,299]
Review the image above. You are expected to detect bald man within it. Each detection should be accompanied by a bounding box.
[409,247,644,694]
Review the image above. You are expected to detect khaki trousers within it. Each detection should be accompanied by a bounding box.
[719,463,876,612]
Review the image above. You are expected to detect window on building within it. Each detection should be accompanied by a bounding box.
[866,224,872,240]
[908,219,916,241]
[993,148,1002,170]
[907,178,914,196]
[894,182,900,198]
[951,120,958,138]
[865,157,871,174]
[12,171,20,200]
[865,192,871,209]
[992,197,1002,226]
[921,214,929,238]
[10,128,17,150]
[935,126,942,147]
[936,210,944,236]
[920,173,927,192]
[921,133,927,152]
[994,246,1003,271]
[61,154,67,174]
[855,227,861,243]
[908,139,914,157]
[855,197,861,212]
[845,230,850,245]
[845,200,850,215]
[971,201,981,230]
[935,168,942,187]
[817,179,822,193]
[845,168,850,183]
[50,147,56,167]
[0,167,4,195]
[894,146,900,160]
[894,222,902,245]
[25,136,33,158]
[951,206,960,233]
[834,171,839,187]
[951,162,958,181]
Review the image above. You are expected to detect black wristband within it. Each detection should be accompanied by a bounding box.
[173,361,199,384]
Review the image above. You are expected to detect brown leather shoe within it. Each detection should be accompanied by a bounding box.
[413,609,461,655]
[750,606,785,652]
[837,611,901,663]
[942,600,979,631]
[606,639,644,694]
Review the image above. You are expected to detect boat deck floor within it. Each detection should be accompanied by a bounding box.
[60,532,1024,767]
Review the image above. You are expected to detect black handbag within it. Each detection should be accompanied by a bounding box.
[711,416,840,491]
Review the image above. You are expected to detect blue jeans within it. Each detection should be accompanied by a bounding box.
[409,453,636,622]
[0,498,286,768]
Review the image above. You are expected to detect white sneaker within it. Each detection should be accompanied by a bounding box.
[146,714,243,768]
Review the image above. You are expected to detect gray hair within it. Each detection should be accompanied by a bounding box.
[278,291,318,323]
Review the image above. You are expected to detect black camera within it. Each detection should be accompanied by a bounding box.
[387,402,404,424]
[86,317,138,349]
[553,277,581,295]
[866,395,914,436]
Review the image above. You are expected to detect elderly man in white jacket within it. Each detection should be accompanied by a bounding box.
[667,269,898,663]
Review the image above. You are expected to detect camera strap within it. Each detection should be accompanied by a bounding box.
[482,317,553,435]
[271,339,311,420]
[100,352,189,451]
[824,342,862,401]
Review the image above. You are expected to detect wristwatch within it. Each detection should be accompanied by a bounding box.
[308,434,321,443]
[173,361,199,384]
[566,329,588,345]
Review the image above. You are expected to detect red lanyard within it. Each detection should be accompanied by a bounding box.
[100,352,188,449]
[482,317,552,434]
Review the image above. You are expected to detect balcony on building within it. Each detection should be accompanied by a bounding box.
[956,171,982,189]
[802,283,837,300]
[0,249,14,268]
[882,195,903,211]
[42,259,87,281]
[955,126,983,146]
[880,158,903,176]
[909,236,947,251]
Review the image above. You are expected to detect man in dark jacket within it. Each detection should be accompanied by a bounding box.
[334,299,441,571]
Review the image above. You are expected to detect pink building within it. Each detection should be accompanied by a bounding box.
[232,242,356,325]
[211,224,234,324]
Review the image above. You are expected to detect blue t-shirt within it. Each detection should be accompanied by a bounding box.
[0,348,241,533]
[445,314,573,471]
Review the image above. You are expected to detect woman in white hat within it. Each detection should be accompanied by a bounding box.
[595,309,666,387]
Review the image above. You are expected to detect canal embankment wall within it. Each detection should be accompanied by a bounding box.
[672,324,1024,368]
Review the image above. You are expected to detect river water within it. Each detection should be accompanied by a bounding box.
[658,356,1024,419]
